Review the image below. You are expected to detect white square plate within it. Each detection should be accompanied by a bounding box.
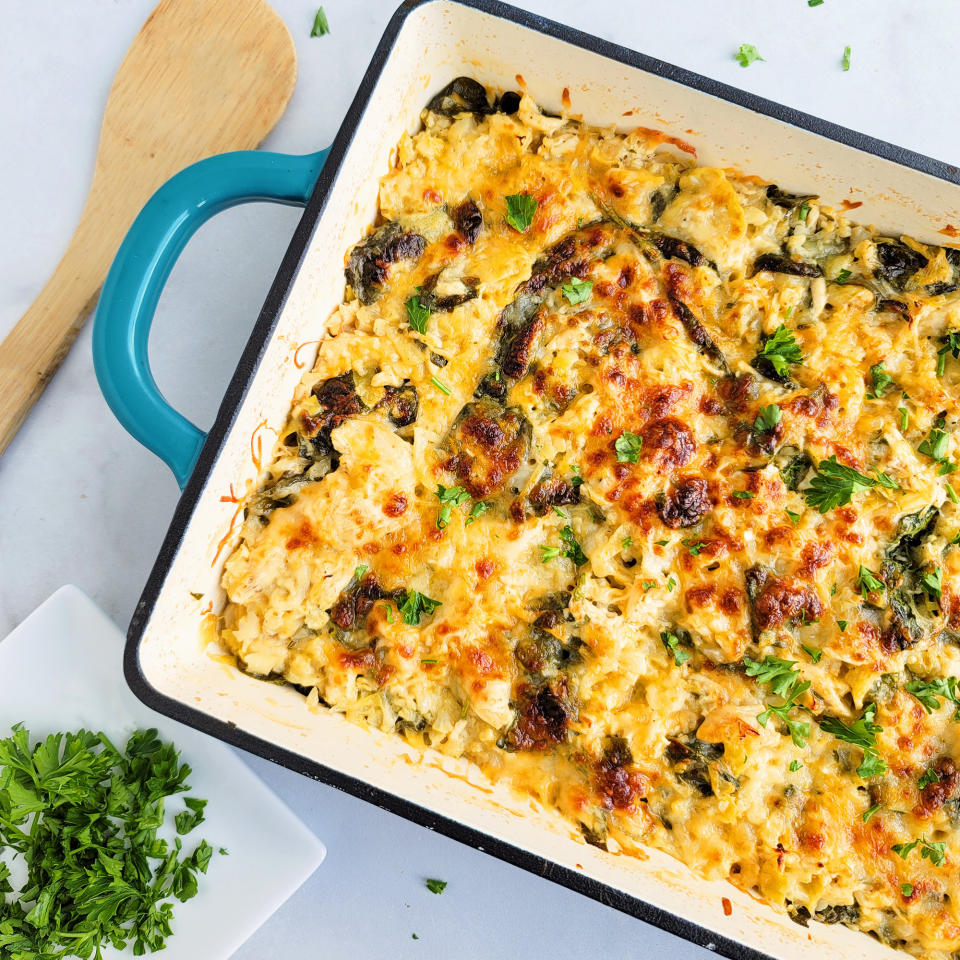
[0,585,326,960]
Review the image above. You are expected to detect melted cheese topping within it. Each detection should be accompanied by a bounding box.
[220,81,960,957]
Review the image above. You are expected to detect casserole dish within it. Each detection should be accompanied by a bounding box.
[93,2,960,957]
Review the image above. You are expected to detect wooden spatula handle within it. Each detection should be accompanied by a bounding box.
[0,227,111,455]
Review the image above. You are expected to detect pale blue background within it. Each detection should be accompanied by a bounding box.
[2,1,959,956]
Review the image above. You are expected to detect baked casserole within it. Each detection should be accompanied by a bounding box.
[219,78,960,956]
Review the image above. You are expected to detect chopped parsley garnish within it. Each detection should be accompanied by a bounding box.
[921,567,943,599]
[682,538,706,555]
[785,509,802,526]
[862,803,882,822]
[808,0,824,6]
[383,602,395,624]
[891,838,946,868]
[435,484,471,529]
[798,202,810,221]
[561,278,593,305]
[641,580,656,591]
[465,501,488,526]
[733,490,755,499]
[905,675,960,719]
[753,403,782,434]
[656,539,670,547]
[901,883,914,898]
[430,376,452,396]
[622,535,634,549]
[398,590,442,626]
[735,43,764,67]
[757,325,803,377]
[918,768,941,790]
[801,644,822,664]
[835,267,852,284]
[857,565,885,598]
[842,45,852,71]
[615,430,642,463]
[867,362,893,399]
[0,726,215,958]
[354,564,369,580]
[425,878,447,894]
[804,456,887,513]
[570,465,584,487]
[937,331,960,376]
[666,576,677,592]
[660,631,691,666]
[789,760,803,772]
[405,294,431,333]
[899,407,909,432]
[504,193,537,233]
[310,5,330,36]
[837,620,848,632]
[542,525,588,566]
[918,416,950,462]
[744,656,811,748]
[819,703,887,778]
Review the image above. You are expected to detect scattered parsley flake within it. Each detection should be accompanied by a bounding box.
[757,325,803,377]
[310,5,330,37]
[660,631,691,666]
[641,580,656,591]
[789,760,803,772]
[904,675,960,720]
[892,838,945,867]
[753,403,782,434]
[835,267,852,284]
[615,430,642,463]
[921,567,943,599]
[398,590,442,626]
[430,376,451,396]
[735,43,764,67]
[842,44,852,71]
[354,564,368,580]
[425,878,447,895]
[504,193,537,233]
[899,407,909,432]
[801,644,822,664]
[857,565,885,598]
[820,703,887,778]
[666,576,677,592]
[622,535,634,549]
[808,0,824,6]
[744,656,811,748]
[838,620,848,632]
[541,545,562,562]
[918,768,941,790]
[901,883,914,898]
[937,331,960,376]
[682,538,706,555]
[733,490,755,500]
[465,501,488,526]
[561,278,593,305]
[405,294,430,334]
[919,416,950,462]
[383,602,395,624]
[656,539,670,547]
[435,484,471,529]
[867,362,893,399]
[862,803,882,822]
[785,509,802,526]
[798,202,810,221]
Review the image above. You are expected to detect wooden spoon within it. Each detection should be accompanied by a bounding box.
[0,0,297,456]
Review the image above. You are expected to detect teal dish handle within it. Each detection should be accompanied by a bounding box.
[93,149,329,489]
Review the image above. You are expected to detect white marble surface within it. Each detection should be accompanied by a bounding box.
[2,1,960,957]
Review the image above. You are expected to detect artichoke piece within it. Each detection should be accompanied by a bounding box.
[671,298,727,369]
[426,76,494,117]
[345,221,426,304]
[418,270,480,312]
[377,382,419,428]
[752,253,822,278]
[873,238,927,290]
[765,185,818,209]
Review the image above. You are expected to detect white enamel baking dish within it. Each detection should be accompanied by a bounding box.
[92,2,960,957]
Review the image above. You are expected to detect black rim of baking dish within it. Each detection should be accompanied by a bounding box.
[126,2,960,958]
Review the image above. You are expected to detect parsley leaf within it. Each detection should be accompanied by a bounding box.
[919,416,950,462]
[465,501,488,526]
[744,656,811,747]
[835,267,852,284]
[901,883,914,897]
[310,5,330,37]
[735,44,764,67]
[921,567,943,599]
[542,525,588,566]
[504,193,537,233]
[801,644,822,664]
[892,838,946,867]
[615,430,642,463]
[757,325,803,377]
[732,490,755,499]
[789,759,803,772]
[819,703,887,778]
[937,331,960,376]
[405,294,431,334]
[862,802,882,822]
[856,565,885,599]
[435,484,471,529]
[918,768,941,790]
[867,362,893,399]
[398,590,442,625]
[905,675,960,719]
[753,403,782,434]
[660,631,691,666]
[425,878,447,894]
[561,278,593,305]
[804,456,882,513]
[0,726,215,958]
[842,45,852,71]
